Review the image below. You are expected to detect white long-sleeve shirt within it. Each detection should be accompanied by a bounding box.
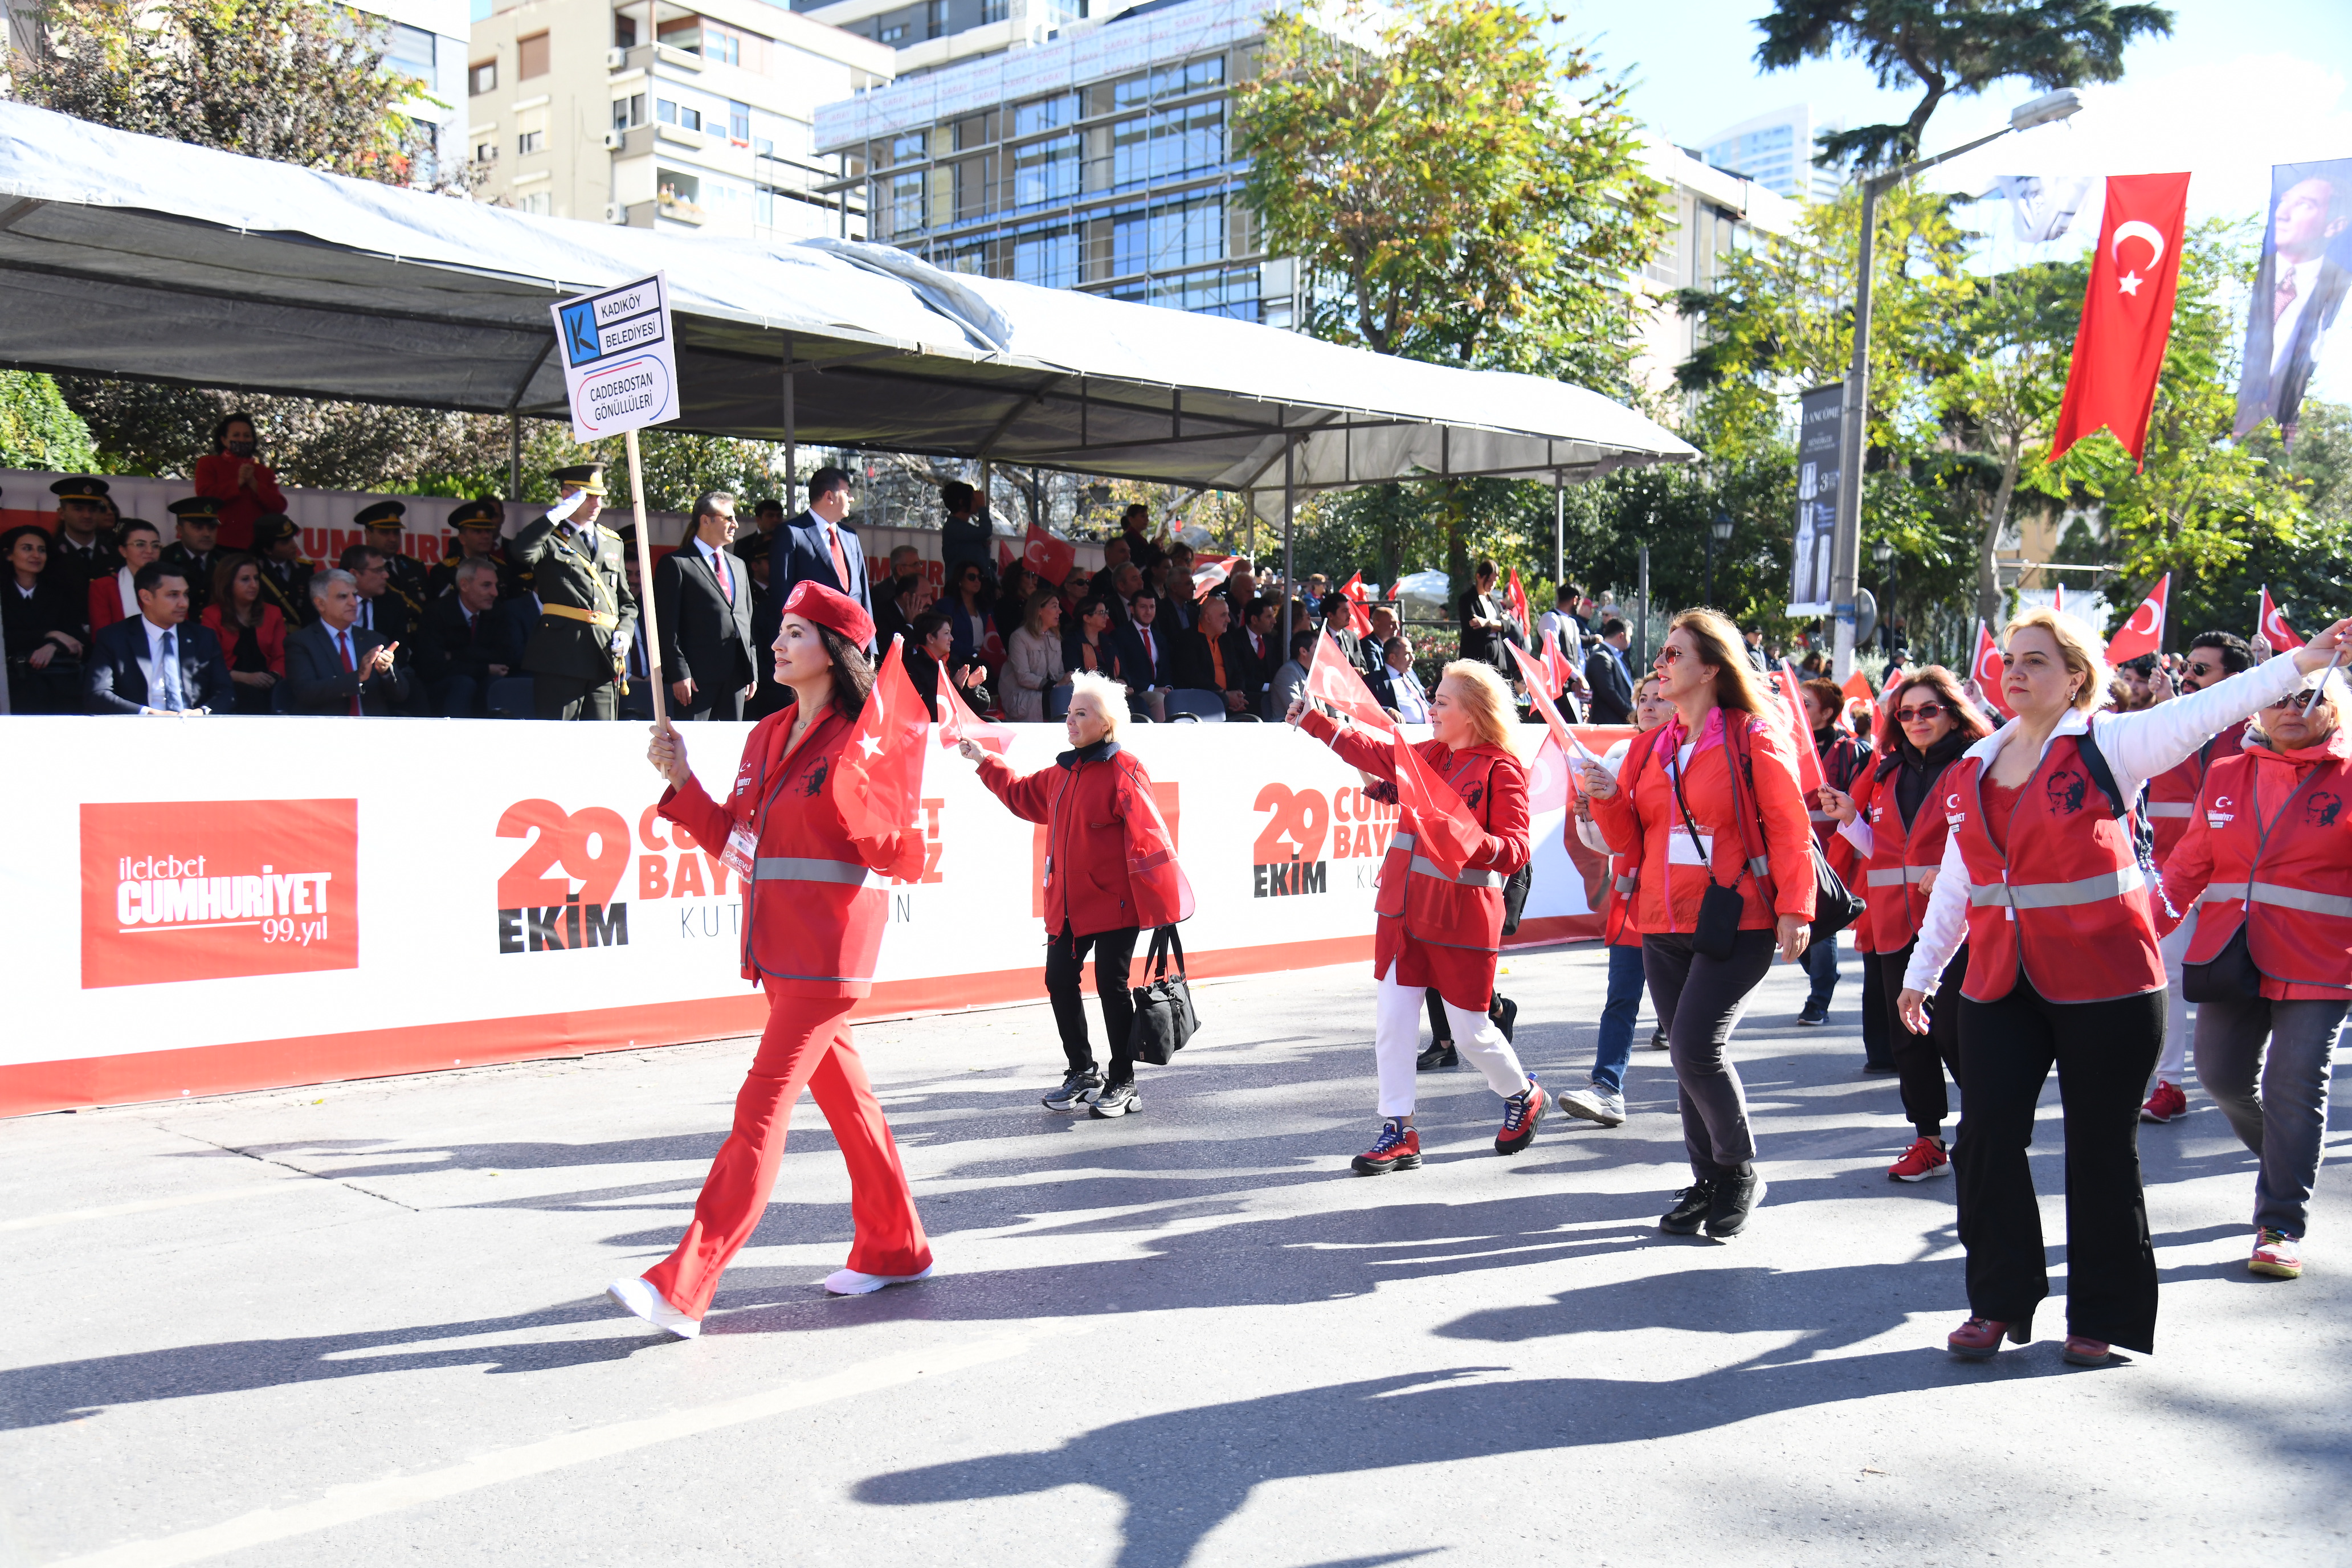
[1902,651,2314,994]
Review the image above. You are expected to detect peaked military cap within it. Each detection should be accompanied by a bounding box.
[167,497,221,522]
[447,497,505,530]
[51,476,111,501]
[355,500,407,528]
[550,463,607,496]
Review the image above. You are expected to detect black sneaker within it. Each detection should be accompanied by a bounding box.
[1798,998,1829,1026]
[1088,1080,1140,1118]
[1489,994,1518,1044]
[1416,1040,1458,1071]
[1660,1181,1714,1235]
[1706,1170,1767,1239]
[1043,1069,1102,1111]
[1647,1028,1671,1051]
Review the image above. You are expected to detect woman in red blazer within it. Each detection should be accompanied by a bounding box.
[960,669,1189,1118]
[1584,608,1816,1242]
[87,520,161,635]
[609,582,932,1341]
[1290,658,1539,1176]
[201,553,288,714]
[190,412,288,552]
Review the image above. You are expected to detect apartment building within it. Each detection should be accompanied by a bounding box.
[798,0,1150,80]
[812,0,1294,325]
[1700,103,1845,205]
[1632,139,1800,402]
[467,0,893,235]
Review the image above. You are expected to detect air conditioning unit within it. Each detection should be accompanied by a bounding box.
[602,129,626,150]
[604,202,627,224]
[605,46,627,69]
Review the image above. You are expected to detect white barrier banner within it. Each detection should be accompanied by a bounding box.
[0,718,1611,1114]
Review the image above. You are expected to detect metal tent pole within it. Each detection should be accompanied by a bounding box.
[782,333,797,515]
[507,412,521,501]
[1281,437,1296,654]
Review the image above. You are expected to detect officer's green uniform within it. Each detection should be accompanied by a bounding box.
[508,464,639,721]
[425,498,518,601]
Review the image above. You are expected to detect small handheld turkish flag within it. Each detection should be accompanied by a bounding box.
[1023,525,1076,586]
[1775,663,1827,794]
[1340,571,1373,639]
[936,665,1015,753]
[997,539,1016,573]
[1505,568,1532,636]
[1972,620,2014,718]
[2049,172,2193,469]
[2104,573,2170,665]
[2259,585,2306,651]
[831,635,930,882]
[1389,735,1488,878]
[1303,626,1394,732]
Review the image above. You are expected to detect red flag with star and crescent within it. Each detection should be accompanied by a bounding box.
[2049,173,2192,469]
[2259,585,2306,651]
[1971,620,2014,719]
[1338,571,1374,639]
[830,635,930,882]
[1023,524,1076,586]
[2104,573,2170,665]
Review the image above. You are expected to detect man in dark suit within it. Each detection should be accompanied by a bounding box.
[507,463,639,721]
[775,465,871,647]
[1114,588,1177,721]
[339,545,414,650]
[654,491,758,722]
[1355,605,1397,680]
[414,556,511,716]
[1583,615,1636,725]
[282,567,420,715]
[1171,594,1255,716]
[84,561,232,714]
[161,497,223,617]
[738,530,790,721]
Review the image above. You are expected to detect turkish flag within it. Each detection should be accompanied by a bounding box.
[1390,734,1489,879]
[1542,636,1574,699]
[935,664,1015,753]
[2104,573,2170,664]
[1505,568,1532,635]
[2052,581,2066,614]
[1507,642,1576,751]
[1841,668,1874,706]
[1190,555,1232,602]
[1023,525,1076,586]
[1971,620,2014,718]
[1775,663,1827,794]
[1303,626,1394,732]
[2259,585,2306,651]
[997,539,1016,572]
[830,635,930,882]
[2049,172,2192,468]
[1340,571,1374,639]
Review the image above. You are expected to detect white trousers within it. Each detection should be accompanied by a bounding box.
[1374,968,1530,1117]
[2158,909,2196,1083]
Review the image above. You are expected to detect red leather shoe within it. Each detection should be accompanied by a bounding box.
[1947,1316,2027,1359]
[2062,1336,2114,1367]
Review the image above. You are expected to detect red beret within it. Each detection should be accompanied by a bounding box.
[781,579,875,650]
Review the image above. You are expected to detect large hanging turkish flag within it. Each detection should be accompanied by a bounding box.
[2050,173,2192,469]
[2104,573,2170,664]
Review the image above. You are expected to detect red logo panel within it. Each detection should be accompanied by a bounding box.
[80,799,360,989]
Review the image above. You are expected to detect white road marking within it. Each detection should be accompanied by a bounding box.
[44,1334,1032,1568]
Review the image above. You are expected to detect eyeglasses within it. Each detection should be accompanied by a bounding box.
[2264,693,2320,711]
[1656,646,1688,665]
[1894,701,1946,722]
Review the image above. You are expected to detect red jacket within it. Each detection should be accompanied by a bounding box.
[2159,725,2352,1000]
[1945,728,2163,1003]
[193,452,288,552]
[201,602,288,674]
[1592,708,1816,934]
[2146,719,2248,868]
[88,568,136,635]
[1301,709,1529,1009]
[976,740,1186,937]
[659,704,906,997]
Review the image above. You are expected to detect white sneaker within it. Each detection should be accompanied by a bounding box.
[823,1263,936,1296]
[1557,1084,1627,1127]
[607,1275,701,1340]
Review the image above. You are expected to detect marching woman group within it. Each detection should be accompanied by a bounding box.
[606,583,2352,1359]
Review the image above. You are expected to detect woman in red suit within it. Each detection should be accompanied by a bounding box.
[201,553,288,714]
[87,520,161,635]
[1583,609,1816,1242]
[190,413,287,552]
[608,581,932,1341]
[1288,659,1541,1175]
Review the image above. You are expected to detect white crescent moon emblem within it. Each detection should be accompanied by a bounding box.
[2112,220,2166,268]
[2128,603,2158,634]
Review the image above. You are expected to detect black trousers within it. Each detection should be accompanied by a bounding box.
[1873,941,1964,1138]
[1046,923,1139,1081]
[533,670,619,720]
[1860,945,1892,1066]
[1643,930,1777,1181]
[1955,975,2166,1353]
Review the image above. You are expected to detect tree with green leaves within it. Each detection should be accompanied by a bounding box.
[0,370,99,471]
[1753,0,2174,170]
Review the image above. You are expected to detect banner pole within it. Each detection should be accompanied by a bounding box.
[625,426,667,729]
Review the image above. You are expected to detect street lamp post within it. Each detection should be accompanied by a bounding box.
[1827,88,2083,680]
[1706,509,1734,609]
[1872,536,1896,658]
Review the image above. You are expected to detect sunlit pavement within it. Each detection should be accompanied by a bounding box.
[5,939,2347,1567]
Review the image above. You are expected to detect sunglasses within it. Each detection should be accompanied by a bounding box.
[1894,701,1946,722]
[2264,693,2324,711]
[1656,646,1689,665]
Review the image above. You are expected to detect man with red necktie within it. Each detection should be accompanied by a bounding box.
[776,466,873,654]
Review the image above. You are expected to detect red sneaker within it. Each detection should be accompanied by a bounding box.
[1947,1316,2026,1359]
[2139,1080,2188,1123]
[1886,1137,1950,1182]
[1351,1118,1422,1175]
[1494,1077,1546,1155]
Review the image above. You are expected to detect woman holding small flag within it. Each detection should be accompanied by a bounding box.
[609,581,934,1340]
[1582,610,1815,1241]
[1897,607,2352,1366]
[1288,643,1542,1174]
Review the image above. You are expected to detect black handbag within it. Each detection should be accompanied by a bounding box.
[1126,925,1198,1066]
[1728,721,1864,944]
[2182,923,2260,1003]
[1669,751,1747,959]
[1500,864,1533,936]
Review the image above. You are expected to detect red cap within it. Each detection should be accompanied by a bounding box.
[781,579,875,650]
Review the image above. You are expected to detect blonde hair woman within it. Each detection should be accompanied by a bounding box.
[1582,608,1817,1241]
[1289,656,1542,1174]
[1900,605,2352,1365]
[1003,587,1070,722]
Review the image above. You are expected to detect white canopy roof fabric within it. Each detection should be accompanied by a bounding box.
[0,103,1696,507]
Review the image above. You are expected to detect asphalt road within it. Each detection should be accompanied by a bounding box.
[5,940,2347,1567]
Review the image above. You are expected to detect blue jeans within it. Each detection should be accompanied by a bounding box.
[1802,936,1840,1007]
[1592,943,1644,1095]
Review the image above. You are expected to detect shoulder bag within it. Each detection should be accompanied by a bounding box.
[1126,925,1199,1066]
[1669,744,1748,959]
[1726,720,1864,946]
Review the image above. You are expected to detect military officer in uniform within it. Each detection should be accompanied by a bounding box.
[357,501,431,623]
[426,498,516,600]
[252,513,318,628]
[47,476,121,605]
[508,463,639,720]
[161,497,224,616]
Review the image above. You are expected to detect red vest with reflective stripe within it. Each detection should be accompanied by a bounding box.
[1375,740,1518,950]
[2147,719,2247,867]
[1946,731,2165,1003]
[2184,748,2352,987]
[1857,762,1950,952]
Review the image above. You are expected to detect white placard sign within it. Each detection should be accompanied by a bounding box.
[550,272,679,442]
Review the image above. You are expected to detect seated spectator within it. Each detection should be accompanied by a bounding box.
[252,514,317,627]
[1160,544,1196,631]
[1116,589,1174,724]
[1369,634,1430,723]
[88,518,162,636]
[338,544,411,647]
[1059,569,1095,622]
[85,561,231,714]
[414,556,511,716]
[3,524,86,713]
[425,500,514,601]
[875,572,923,651]
[1266,626,1318,720]
[1357,605,1397,679]
[904,609,990,720]
[1063,595,1125,687]
[162,498,223,616]
[1173,594,1253,716]
[994,560,1032,643]
[283,568,419,716]
[1239,597,1281,710]
[200,552,287,716]
[1003,588,1069,722]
